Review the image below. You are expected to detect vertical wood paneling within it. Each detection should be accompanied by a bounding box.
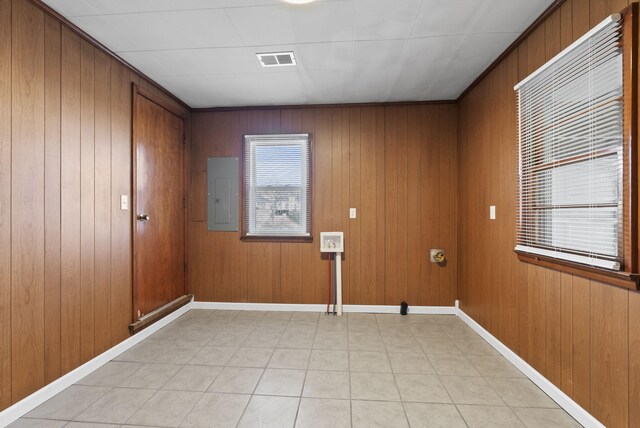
[374,107,386,305]
[0,0,190,411]
[43,13,61,384]
[590,0,613,25]
[545,268,562,385]
[434,105,451,306]
[93,49,111,355]
[590,281,628,427]
[347,108,361,303]
[385,107,398,305]
[359,107,376,305]
[560,0,573,49]
[79,40,95,363]
[397,107,408,303]
[189,104,457,306]
[60,26,81,374]
[573,0,591,37]
[447,105,459,306]
[572,276,591,410]
[110,62,133,342]
[458,1,636,427]
[406,106,421,307]
[560,273,573,395]
[0,0,11,410]
[11,0,45,401]
[339,108,350,303]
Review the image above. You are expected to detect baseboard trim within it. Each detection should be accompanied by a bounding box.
[456,307,604,428]
[190,301,457,315]
[0,299,194,427]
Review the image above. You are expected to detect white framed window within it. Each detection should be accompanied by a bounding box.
[514,14,625,271]
[242,134,312,240]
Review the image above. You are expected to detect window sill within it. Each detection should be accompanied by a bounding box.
[515,249,640,291]
[241,235,313,243]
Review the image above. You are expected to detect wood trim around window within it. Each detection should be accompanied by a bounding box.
[517,252,640,291]
[239,134,314,243]
[516,4,639,292]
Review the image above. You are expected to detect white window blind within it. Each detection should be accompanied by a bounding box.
[244,134,311,237]
[514,14,624,271]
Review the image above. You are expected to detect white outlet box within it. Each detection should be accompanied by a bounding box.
[489,205,496,220]
[349,208,356,219]
[320,232,344,253]
[121,195,129,210]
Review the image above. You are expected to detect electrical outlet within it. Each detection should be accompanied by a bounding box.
[349,208,357,219]
[490,205,496,220]
[121,195,129,210]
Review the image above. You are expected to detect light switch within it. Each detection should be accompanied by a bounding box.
[121,195,129,210]
[489,205,496,220]
[349,208,357,219]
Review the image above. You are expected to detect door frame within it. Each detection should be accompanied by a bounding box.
[131,83,190,321]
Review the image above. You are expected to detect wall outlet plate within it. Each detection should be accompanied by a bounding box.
[490,205,496,220]
[321,232,344,253]
[120,195,129,210]
[349,208,356,219]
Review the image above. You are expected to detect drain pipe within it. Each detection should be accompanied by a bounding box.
[335,250,342,316]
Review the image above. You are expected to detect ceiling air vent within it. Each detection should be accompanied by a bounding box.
[256,51,296,67]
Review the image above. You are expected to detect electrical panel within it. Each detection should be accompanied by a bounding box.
[207,157,239,232]
[320,232,344,253]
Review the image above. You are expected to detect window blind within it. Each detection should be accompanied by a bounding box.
[514,14,624,271]
[244,134,311,237]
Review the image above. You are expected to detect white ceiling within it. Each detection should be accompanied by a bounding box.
[43,0,554,108]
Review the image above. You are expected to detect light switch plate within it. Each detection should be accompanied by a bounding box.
[121,195,129,210]
[490,205,496,220]
[349,208,357,219]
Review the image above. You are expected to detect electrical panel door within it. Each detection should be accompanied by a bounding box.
[207,157,239,231]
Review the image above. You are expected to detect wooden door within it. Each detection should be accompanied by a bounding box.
[133,88,186,319]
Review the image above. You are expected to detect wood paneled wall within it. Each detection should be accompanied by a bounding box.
[458,0,639,427]
[189,104,458,306]
[0,0,188,410]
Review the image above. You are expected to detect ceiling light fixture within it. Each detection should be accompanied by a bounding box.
[281,0,316,4]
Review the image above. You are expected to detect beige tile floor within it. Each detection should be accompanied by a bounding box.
[10,310,582,428]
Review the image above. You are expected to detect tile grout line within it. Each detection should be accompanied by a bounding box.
[375,314,412,428]
[292,312,319,427]
[233,310,268,428]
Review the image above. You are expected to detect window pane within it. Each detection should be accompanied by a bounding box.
[533,155,620,207]
[541,207,619,256]
[254,188,304,233]
[244,134,311,238]
[515,15,624,268]
[255,145,302,187]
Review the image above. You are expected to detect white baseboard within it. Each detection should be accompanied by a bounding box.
[456,307,604,428]
[190,302,327,312]
[191,301,457,315]
[345,304,456,315]
[0,299,194,427]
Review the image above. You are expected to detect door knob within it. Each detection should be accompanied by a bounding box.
[137,214,150,221]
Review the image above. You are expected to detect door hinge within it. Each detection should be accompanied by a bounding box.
[183,197,186,208]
